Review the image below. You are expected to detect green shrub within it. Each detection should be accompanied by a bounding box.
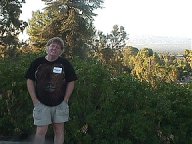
[0,54,192,144]
[0,55,37,137]
[65,58,114,143]
[150,83,192,143]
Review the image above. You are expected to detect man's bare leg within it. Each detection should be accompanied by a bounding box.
[53,123,64,144]
[33,125,48,144]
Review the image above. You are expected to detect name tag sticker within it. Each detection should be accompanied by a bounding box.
[53,67,62,74]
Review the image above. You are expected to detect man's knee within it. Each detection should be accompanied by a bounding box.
[36,126,48,136]
[53,123,64,135]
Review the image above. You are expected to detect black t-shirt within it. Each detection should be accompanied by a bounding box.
[25,56,77,106]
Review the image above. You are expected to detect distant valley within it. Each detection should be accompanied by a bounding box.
[127,35,191,54]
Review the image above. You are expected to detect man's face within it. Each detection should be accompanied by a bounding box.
[47,43,63,57]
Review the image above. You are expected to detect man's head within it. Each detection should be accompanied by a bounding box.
[46,37,65,52]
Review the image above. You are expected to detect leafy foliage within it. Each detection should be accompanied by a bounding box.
[0,54,38,136]
[123,48,192,86]
[0,0,27,58]
[91,25,128,72]
[0,53,192,144]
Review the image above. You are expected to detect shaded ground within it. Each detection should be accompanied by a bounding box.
[0,136,54,144]
[0,140,54,144]
[0,136,32,144]
[0,142,30,144]
[0,140,53,144]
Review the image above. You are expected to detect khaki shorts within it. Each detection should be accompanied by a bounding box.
[33,101,69,126]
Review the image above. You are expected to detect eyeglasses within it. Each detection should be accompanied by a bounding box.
[49,43,62,50]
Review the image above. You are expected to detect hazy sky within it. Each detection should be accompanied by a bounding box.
[20,0,192,40]
[94,0,192,38]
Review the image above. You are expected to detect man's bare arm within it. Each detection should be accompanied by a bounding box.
[27,79,39,105]
[64,81,75,102]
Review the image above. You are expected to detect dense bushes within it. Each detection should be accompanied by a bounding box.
[0,55,36,137]
[0,54,192,143]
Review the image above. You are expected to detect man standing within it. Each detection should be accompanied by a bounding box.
[25,37,77,144]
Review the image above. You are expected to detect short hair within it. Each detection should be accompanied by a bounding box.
[46,37,65,50]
